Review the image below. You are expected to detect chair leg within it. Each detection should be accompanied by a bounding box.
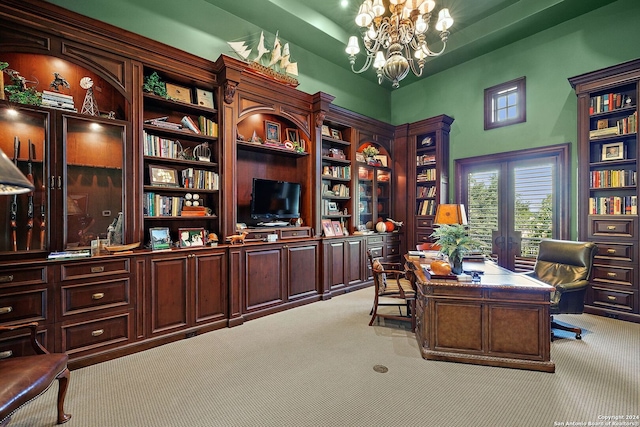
[551,320,582,340]
[56,368,72,424]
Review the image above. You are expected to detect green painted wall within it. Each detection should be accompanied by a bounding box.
[391,0,640,236]
[45,0,392,122]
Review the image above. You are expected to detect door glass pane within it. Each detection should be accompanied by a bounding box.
[514,163,554,258]
[0,106,48,252]
[467,170,499,257]
[64,116,124,249]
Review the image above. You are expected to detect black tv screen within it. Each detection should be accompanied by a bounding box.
[250,178,301,221]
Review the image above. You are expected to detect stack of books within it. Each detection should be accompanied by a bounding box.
[180,206,208,217]
[144,116,183,131]
[41,90,76,112]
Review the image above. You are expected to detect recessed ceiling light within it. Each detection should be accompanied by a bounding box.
[341,0,348,7]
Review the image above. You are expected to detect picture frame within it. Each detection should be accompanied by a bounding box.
[149,227,171,250]
[178,227,205,248]
[330,128,342,140]
[374,155,388,167]
[165,83,192,104]
[601,142,624,161]
[596,119,609,130]
[332,221,344,236]
[149,165,179,187]
[265,120,281,143]
[285,128,299,143]
[327,201,339,213]
[195,88,214,109]
[321,125,331,136]
[356,152,366,163]
[321,219,335,237]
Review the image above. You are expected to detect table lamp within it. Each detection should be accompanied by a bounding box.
[0,147,34,195]
[434,204,467,225]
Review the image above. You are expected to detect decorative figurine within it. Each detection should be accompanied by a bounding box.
[227,230,249,245]
[50,73,70,91]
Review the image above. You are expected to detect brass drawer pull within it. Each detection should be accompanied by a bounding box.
[606,225,616,230]
[607,249,617,254]
[607,296,617,301]
[0,275,14,283]
[0,350,13,359]
[92,292,105,300]
[292,232,298,236]
[91,329,104,337]
[91,266,105,273]
[0,306,13,315]
[607,272,617,278]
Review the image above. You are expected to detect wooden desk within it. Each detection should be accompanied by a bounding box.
[405,257,556,372]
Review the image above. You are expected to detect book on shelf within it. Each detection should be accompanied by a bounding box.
[181,116,201,134]
[180,206,208,216]
[589,126,619,139]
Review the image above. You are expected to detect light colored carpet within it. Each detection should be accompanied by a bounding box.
[9,287,640,427]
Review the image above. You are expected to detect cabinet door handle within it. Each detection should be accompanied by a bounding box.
[0,306,13,314]
[91,329,104,337]
[606,225,616,230]
[607,272,617,277]
[607,295,617,301]
[91,266,105,273]
[50,176,56,189]
[57,176,62,190]
[607,249,617,254]
[0,350,12,359]
[92,292,105,300]
[0,275,14,283]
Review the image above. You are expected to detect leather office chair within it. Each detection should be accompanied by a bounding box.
[367,250,416,331]
[0,322,71,426]
[525,239,597,340]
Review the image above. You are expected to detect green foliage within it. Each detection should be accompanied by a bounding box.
[362,145,379,158]
[5,86,42,105]
[0,62,8,71]
[143,72,168,98]
[430,224,480,264]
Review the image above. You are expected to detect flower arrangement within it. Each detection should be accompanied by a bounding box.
[430,224,480,274]
[362,145,379,158]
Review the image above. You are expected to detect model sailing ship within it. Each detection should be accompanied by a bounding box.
[228,31,299,87]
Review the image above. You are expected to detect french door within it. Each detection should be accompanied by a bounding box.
[456,144,570,271]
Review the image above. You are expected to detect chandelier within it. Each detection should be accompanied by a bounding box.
[345,0,453,88]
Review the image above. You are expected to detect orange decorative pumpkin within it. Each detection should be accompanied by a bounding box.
[384,221,395,232]
[430,260,452,276]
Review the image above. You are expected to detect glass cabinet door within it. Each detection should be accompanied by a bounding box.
[0,106,49,253]
[63,116,124,250]
[358,165,373,229]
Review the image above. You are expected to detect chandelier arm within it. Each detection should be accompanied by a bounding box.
[350,53,376,74]
[405,44,424,77]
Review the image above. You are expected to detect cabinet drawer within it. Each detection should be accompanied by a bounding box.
[0,288,48,324]
[280,228,312,239]
[386,233,400,243]
[367,235,384,244]
[0,326,52,358]
[369,246,383,258]
[60,312,132,355]
[246,231,276,241]
[589,217,636,238]
[416,217,434,228]
[592,264,634,287]
[416,233,433,243]
[0,266,48,287]
[61,278,130,316]
[60,259,130,281]
[590,286,635,311]
[595,242,634,262]
[386,244,400,258]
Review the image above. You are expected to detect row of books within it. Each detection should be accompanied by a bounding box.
[417,185,437,198]
[590,169,636,188]
[321,182,349,197]
[143,131,182,159]
[41,90,77,112]
[588,196,637,215]
[181,168,219,190]
[145,116,182,130]
[417,154,436,166]
[590,112,637,139]
[322,165,351,179]
[417,168,436,182]
[197,116,218,137]
[416,199,436,216]
[589,92,632,114]
[143,193,185,217]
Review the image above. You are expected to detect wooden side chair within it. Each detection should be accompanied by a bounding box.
[416,242,440,251]
[366,250,416,331]
[0,322,71,426]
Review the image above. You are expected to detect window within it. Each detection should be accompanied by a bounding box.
[484,77,526,130]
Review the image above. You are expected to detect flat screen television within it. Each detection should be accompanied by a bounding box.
[250,178,301,223]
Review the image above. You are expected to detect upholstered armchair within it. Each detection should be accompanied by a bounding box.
[0,322,71,426]
[525,239,597,339]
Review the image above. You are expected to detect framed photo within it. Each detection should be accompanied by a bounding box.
[195,88,214,109]
[374,155,388,167]
[165,83,192,103]
[601,142,624,161]
[285,128,299,143]
[321,125,331,136]
[265,120,281,143]
[178,228,205,248]
[327,201,339,213]
[330,129,342,140]
[149,227,171,250]
[149,165,179,187]
[332,221,343,236]
[596,119,609,129]
[356,152,365,163]
[321,219,335,237]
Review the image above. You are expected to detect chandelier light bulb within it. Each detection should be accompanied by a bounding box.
[419,0,436,14]
[415,15,427,33]
[405,0,426,9]
[366,24,377,40]
[371,0,385,17]
[346,36,360,55]
[373,51,386,69]
[355,2,373,27]
[436,8,454,31]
